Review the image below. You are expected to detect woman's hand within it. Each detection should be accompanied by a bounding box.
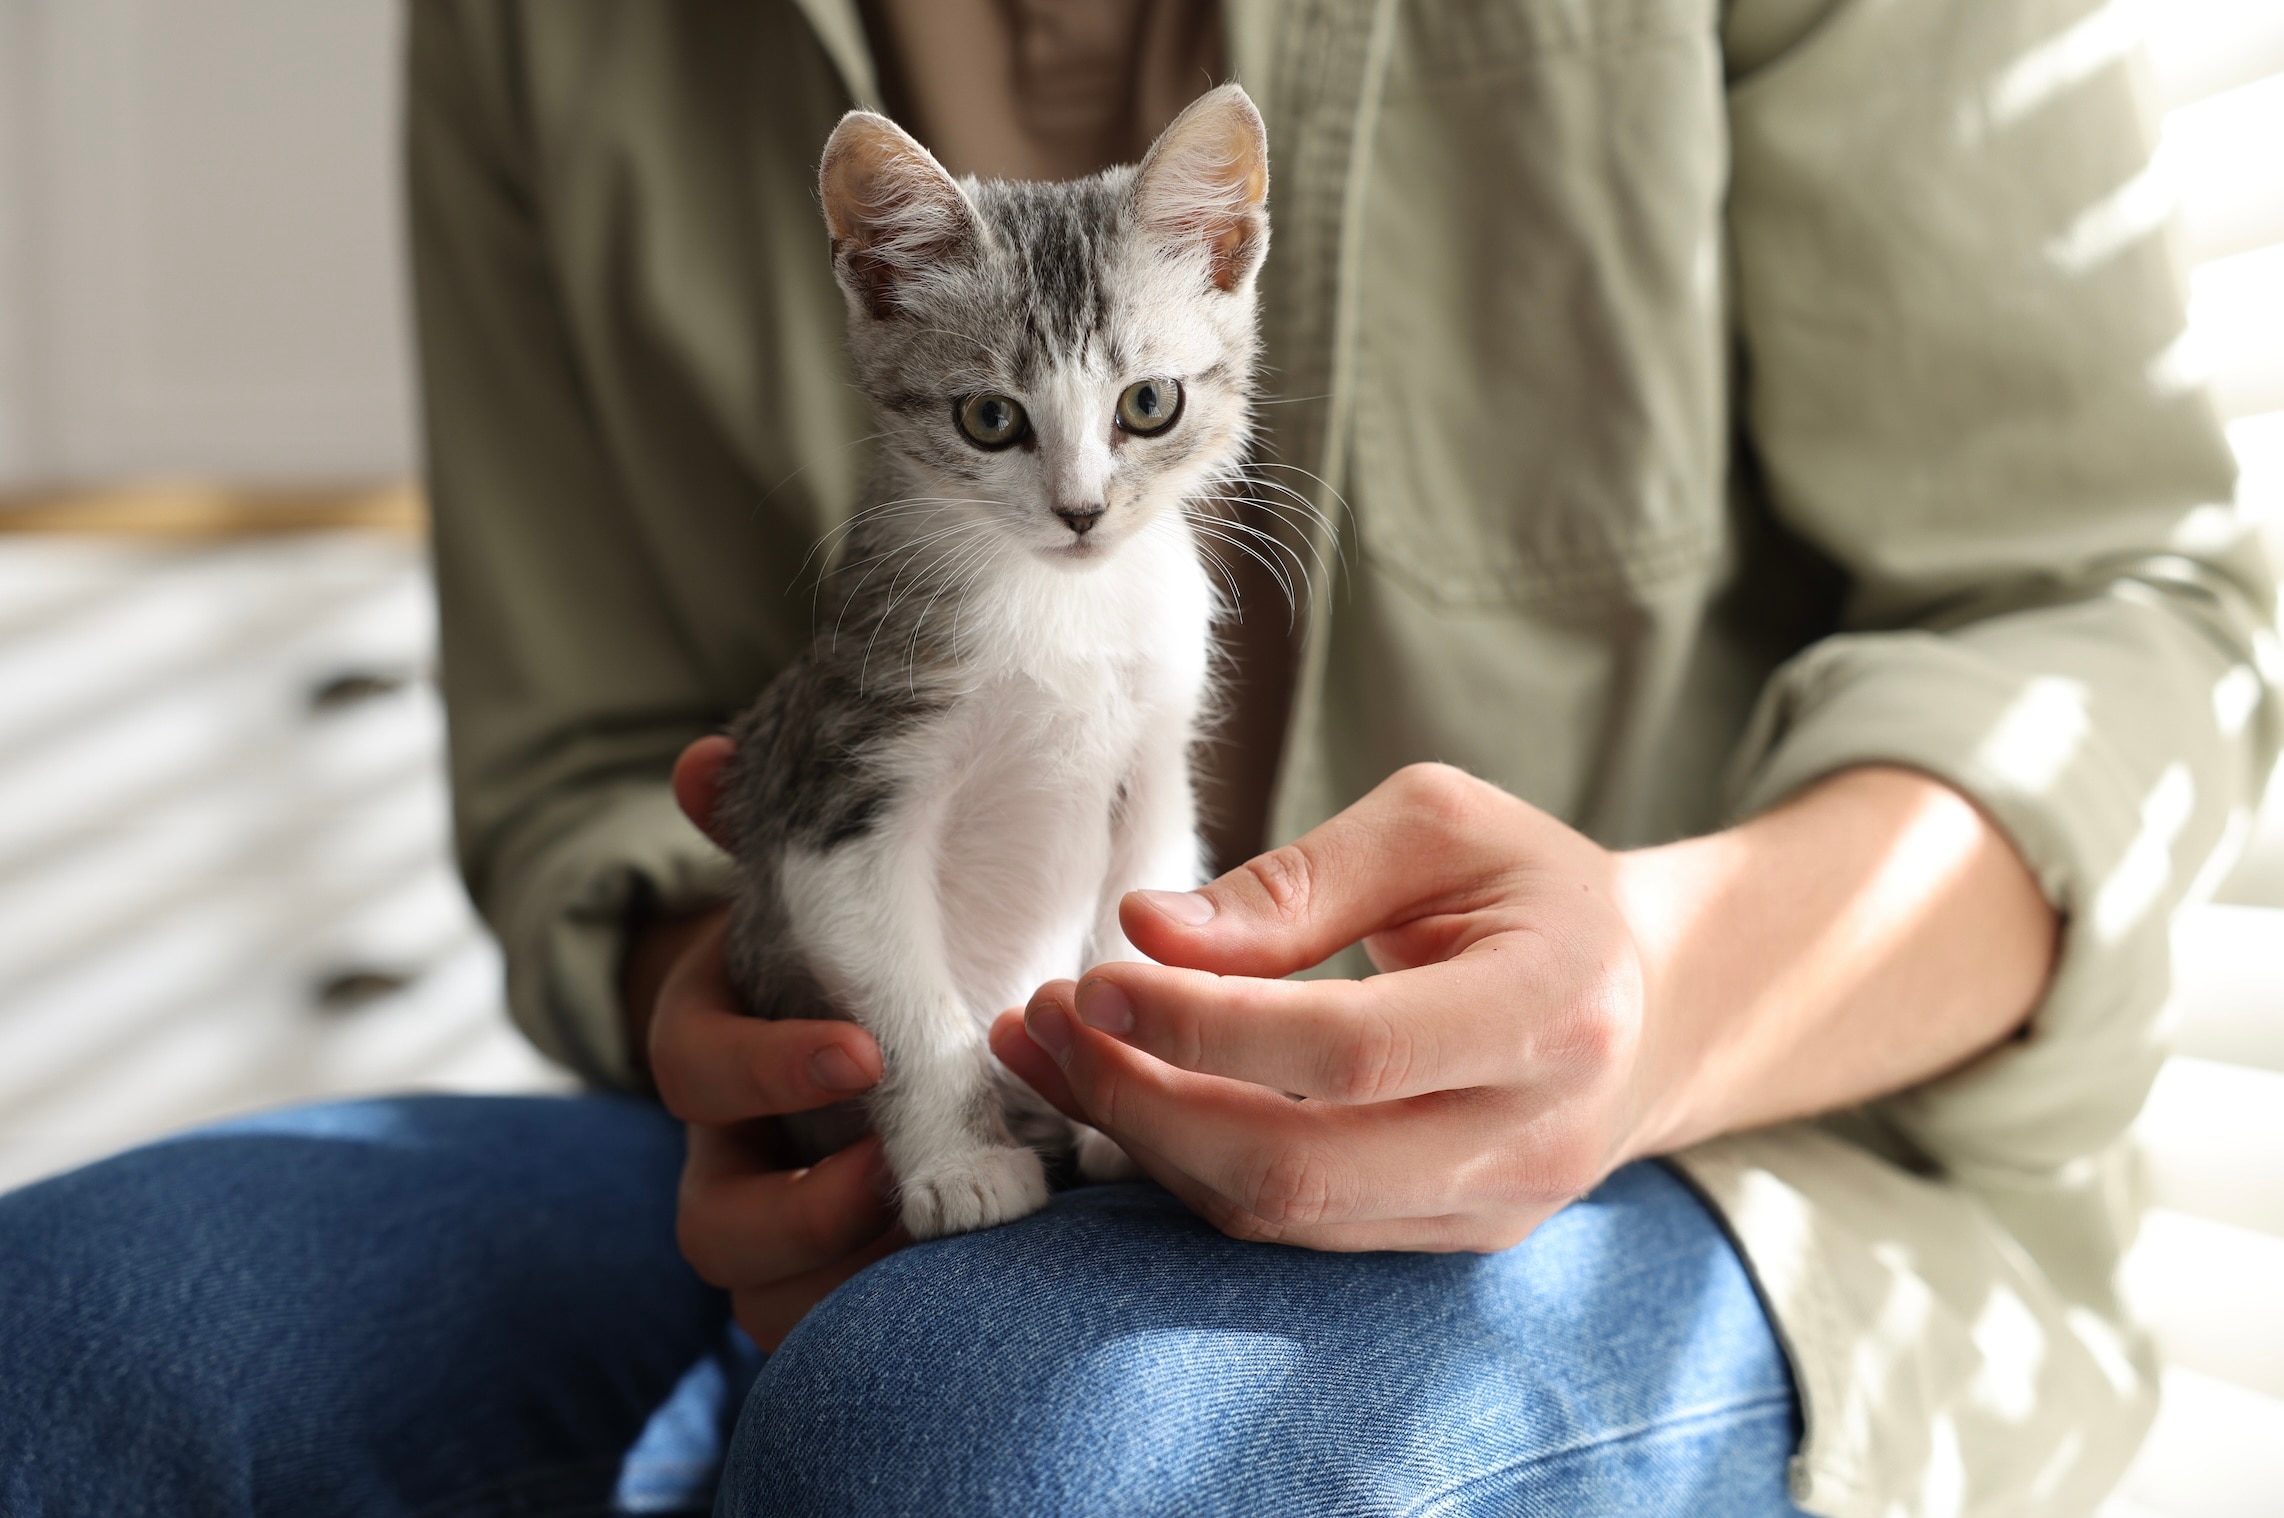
[641,738,909,1348]
[991,760,2052,1253]
[992,763,1646,1252]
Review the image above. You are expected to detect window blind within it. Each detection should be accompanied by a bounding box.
[2104,10,2284,1516]
[2149,0,2284,506]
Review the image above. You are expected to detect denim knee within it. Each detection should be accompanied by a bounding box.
[718,1185,1218,1517]
[0,1137,314,1514]
[0,1096,735,1518]
[715,1170,1804,1518]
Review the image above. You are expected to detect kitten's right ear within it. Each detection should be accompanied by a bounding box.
[1134,83,1270,294]
[819,112,976,320]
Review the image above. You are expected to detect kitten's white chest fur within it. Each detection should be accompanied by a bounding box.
[930,522,1215,1023]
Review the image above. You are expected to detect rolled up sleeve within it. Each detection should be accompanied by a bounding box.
[482,782,736,1081]
[1722,0,2282,1176]
[405,2,734,1086]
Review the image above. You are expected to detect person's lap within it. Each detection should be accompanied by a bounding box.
[725,1163,1805,1517]
[0,1094,751,1517]
[0,1094,1805,1517]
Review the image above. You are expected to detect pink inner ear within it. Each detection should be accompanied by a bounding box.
[823,125,911,243]
[1136,91,1269,291]
[1204,216,1262,293]
[1156,182,1264,293]
[821,116,971,318]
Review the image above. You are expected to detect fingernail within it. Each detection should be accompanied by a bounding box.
[1025,999,1074,1063]
[1138,889,1215,925]
[1076,979,1134,1036]
[810,1044,872,1092]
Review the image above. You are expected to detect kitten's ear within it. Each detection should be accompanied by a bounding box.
[1133,83,1270,293]
[819,111,976,320]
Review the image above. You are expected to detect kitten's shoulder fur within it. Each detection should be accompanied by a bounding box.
[720,86,1271,1237]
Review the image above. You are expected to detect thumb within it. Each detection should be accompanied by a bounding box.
[673,735,738,851]
[1120,762,1496,978]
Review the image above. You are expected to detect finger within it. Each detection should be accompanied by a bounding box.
[673,735,737,850]
[733,1224,910,1351]
[987,1004,1086,1122]
[1071,949,1549,1103]
[653,1009,881,1125]
[1023,985,1479,1227]
[1000,996,1417,1232]
[649,920,882,1125]
[1120,763,1517,977]
[1026,992,1547,1249]
[677,1129,897,1289]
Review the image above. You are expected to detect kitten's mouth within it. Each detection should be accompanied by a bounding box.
[1038,539,1108,566]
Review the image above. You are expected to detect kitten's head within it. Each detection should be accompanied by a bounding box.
[819,84,1268,568]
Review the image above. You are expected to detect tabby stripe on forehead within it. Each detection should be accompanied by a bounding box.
[997,182,1121,360]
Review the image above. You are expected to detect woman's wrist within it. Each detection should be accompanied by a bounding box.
[1611,766,2057,1162]
[1607,820,1748,1161]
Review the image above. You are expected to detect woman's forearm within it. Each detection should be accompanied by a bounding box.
[1616,765,2058,1159]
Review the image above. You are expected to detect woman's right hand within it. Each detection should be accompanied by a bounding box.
[640,737,907,1350]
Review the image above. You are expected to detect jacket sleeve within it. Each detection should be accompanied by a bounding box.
[405,3,736,1086]
[1720,0,2282,1175]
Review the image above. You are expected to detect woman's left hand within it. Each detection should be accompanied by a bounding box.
[988,762,1658,1252]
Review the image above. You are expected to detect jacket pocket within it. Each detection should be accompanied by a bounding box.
[1350,0,1730,607]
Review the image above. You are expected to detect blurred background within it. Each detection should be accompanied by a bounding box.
[0,0,572,1199]
[0,2,2276,1513]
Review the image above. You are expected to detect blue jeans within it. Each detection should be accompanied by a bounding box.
[0,1095,1807,1517]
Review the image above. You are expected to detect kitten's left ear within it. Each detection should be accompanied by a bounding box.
[1133,83,1270,293]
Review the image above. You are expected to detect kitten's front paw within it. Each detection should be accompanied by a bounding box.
[1073,1124,1143,1182]
[899,1146,1049,1238]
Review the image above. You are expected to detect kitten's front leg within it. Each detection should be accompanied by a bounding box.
[1087,716,1206,969]
[1072,715,1205,1182]
[783,821,1048,1239]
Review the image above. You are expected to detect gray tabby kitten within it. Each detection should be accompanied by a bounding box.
[721,85,1271,1238]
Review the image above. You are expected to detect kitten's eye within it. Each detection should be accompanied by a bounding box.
[956,393,1028,450]
[1116,378,1182,436]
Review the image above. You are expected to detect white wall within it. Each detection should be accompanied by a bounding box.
[0,0,414,487]
[0,2,35,480]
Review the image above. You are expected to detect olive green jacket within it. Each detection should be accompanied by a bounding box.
[406,3,2279,1513]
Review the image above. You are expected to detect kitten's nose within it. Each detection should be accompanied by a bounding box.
[1054,503,1105,537]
